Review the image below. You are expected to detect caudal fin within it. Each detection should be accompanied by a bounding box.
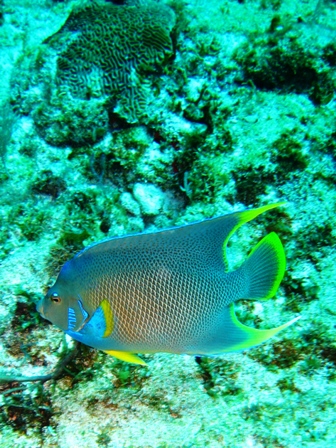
[192,231,297,355]
[241,232,286,300]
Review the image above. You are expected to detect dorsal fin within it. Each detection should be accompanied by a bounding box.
[76,202,286,273]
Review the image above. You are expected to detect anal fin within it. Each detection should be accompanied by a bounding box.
[197,304,300,355]
[220,304,301,353]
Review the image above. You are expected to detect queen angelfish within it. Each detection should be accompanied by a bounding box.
[37,203,300,365]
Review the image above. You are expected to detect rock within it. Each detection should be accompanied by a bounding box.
[119,192,141,216]
[133,183,164,216]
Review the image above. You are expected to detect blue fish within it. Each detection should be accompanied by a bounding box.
[37,203,299,365]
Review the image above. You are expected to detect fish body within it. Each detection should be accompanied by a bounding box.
[37,203,299,364]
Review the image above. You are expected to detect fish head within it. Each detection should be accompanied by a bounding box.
[37,261,90,332]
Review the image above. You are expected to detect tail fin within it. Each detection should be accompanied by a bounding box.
[241,232,286,300]
[192,230,298,355]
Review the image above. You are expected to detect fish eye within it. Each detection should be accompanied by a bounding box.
[51,293,61,304]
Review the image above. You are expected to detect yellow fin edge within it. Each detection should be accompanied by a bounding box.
[100,299,114,338]
[104,350,147,365]
[223,202,287,249]
[247,231,286,300]
[222,202,287,271]
[237,202,287,226]
[221,304,301,353]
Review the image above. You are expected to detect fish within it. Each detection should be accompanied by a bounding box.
[37,203,300,365]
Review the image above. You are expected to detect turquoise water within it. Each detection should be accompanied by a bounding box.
[0,0,335,446]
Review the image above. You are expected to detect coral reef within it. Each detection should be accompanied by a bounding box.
[0,0,335,446]
[44,1,175,123]
[233,24,335,105]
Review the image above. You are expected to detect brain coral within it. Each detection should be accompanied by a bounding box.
[46,1,175,123]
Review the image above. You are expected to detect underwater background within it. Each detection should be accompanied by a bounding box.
[0,0,335,446]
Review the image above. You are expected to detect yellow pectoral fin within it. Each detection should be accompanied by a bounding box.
[100,299,114,338]
[104,350,147,366]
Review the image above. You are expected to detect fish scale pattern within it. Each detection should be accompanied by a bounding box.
[47,1,175,122]
[92,263,224,352]
[73,219,245,353]
[39,205,289,358]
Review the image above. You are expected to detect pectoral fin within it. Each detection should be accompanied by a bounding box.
[81,299,114,338]
[100,299,114,337]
